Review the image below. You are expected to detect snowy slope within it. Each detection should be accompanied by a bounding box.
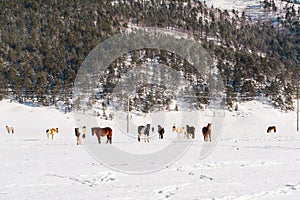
[0,99,300,199]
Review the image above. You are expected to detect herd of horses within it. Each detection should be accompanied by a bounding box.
[73,123,213,144]
[2,124,277,144]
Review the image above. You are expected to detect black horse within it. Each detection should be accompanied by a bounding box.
[158,125,165,139]
[186,125,195,139]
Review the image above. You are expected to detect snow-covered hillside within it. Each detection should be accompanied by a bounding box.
[0,99,300,199]
[206,0,300,20]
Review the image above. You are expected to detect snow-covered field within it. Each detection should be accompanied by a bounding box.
[0,99,300,200]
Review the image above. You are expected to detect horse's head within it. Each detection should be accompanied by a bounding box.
[172,125,176,132]
[55,128,59,133]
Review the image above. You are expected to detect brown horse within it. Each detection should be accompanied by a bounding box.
[91,127,112,144]
[267,126,276,133]
[202,123,212,142]
[46,128,58,140]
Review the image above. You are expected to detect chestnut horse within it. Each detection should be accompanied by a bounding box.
[267,126,276,133]
[91,127,113,144]
[46,128,58,140]
[202,123,212,142]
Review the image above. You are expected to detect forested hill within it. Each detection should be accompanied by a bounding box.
[1,0,299,110]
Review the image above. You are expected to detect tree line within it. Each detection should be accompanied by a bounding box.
[0,0,299,110]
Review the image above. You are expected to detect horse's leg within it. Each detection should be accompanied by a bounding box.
[138,133,141,142]
[209,133,211,142]
[51,134,54,140]
[97,134,101,144]
[106,135,109,143]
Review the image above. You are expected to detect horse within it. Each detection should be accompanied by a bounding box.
[138,124,151,143]
[172,124,188,139]
[82,126,87,139]
[186,125,195,139]
[202,123,212,142]
[46,128,58,140]
[91,127,112,144]
[158,125,165,139]
[75,128,81,145]
[267,126,276,133]
[5,126,14,134]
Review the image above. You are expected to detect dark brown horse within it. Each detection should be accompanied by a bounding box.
[202,123,212,142]
[91,127,113,144]
[267,126,276,133]
[158,125,165,139]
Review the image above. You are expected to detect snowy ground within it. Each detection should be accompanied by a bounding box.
[0,99,300,200]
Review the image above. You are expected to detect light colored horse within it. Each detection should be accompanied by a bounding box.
[172,124,188,139]
[46,128,59,140]
[6,126,14,134]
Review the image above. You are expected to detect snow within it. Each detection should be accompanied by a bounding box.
[1,99,300,199]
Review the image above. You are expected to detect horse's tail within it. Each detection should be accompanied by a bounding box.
[202,127,207,135]
[108,128,113,144]
[46,129,49,133]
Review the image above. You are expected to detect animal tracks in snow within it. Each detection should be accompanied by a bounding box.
[155,183,191,200]
[173,160,282,172]
[215,182,300,200]
[45,171,119,187]
[199,174,213,181]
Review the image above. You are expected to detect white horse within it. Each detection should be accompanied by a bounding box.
[172,124,188,139]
